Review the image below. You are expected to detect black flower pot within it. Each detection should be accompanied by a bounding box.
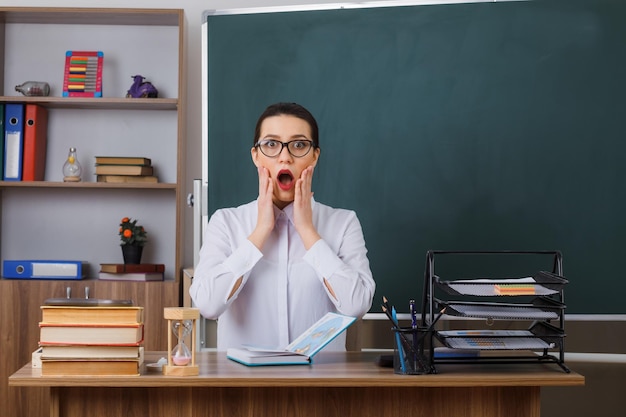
[122,244,143,264]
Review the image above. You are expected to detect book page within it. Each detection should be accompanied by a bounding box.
[240,345,300,355]
[285,312,355,357]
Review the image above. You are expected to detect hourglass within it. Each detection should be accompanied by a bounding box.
[162,307,199,376]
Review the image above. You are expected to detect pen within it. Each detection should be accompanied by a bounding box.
[409,299,418,369]
[409,306,447,374]
[413,307,447,346]
[409,299,417,329]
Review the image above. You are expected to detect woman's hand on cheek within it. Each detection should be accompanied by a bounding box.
[294,166,321,249]
[249,167,275,250]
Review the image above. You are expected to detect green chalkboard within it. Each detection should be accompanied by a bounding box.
[203,0,626,314]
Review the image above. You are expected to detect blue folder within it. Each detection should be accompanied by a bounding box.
[3,103,25,181]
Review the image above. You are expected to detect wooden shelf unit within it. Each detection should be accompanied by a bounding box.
[0,7,185,417]
[0,6,185,277]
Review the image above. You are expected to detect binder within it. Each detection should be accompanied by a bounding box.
[22,104,49,181]
[2,260,85,279]
[0,104,4,179]
[3,103,25,181]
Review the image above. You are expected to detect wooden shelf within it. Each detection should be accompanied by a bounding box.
[0,181,177,190]
[0,7,182,26]
[0,96,178,110]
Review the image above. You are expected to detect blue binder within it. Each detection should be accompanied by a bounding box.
[0,104,4,178]
[3,260,85,279]
[3,103,25,181]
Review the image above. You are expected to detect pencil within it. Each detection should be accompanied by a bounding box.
[413,307,447,346]
[392,307,406,373]
[429,306,447,330]
[381,303,418,357]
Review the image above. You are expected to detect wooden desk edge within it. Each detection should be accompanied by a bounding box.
[9,351,585,389]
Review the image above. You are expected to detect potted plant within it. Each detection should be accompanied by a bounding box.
[119,217,147,264]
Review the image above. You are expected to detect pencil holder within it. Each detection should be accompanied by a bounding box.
[392,327,434,375]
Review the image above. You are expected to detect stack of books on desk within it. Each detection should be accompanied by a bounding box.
[94,156,158,183]
[98,263,165,281]
[38,305,145,376]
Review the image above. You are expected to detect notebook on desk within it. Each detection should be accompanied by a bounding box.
[226,312,356,366]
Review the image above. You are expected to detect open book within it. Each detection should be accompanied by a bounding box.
[226,312,356,366]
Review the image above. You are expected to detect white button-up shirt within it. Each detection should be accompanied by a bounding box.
[190,198,375,351]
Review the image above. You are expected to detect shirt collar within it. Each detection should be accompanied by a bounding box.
[272,197,316,224]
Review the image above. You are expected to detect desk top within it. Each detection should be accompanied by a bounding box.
[9,351,584,389]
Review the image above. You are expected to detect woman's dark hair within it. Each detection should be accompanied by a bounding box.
[253,102,319,148]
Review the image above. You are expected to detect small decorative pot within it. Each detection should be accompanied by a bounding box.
[122,244,143,264]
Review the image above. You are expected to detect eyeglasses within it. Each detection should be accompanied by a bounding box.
[255,139,317,158]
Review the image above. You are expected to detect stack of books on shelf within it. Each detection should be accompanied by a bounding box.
[95,156,158,183]
[38,304,144,376]
[98,263,165,281]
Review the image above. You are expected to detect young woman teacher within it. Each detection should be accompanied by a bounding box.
[190,102,375,351]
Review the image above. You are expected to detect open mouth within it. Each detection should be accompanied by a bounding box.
[277,169,294,190]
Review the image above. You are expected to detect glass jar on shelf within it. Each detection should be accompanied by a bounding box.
[15,81,50,97]
[62,147,82,182]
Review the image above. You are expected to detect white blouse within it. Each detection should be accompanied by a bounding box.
[190,198,375,351]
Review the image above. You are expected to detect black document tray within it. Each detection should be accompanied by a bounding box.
[435,271,568,297]
[438,297,565,321]
[436,321,565,351]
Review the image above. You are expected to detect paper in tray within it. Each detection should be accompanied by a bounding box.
[435,271,567,297]
[444,303,560,320]
[438,329,535,337]
[442,336,555,350]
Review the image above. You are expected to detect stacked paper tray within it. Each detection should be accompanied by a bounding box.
[442,300,563,320]
[441,335,554,350]
[434,271,568,297]
[436,324,563,351]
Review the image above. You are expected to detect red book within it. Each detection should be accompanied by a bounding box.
[22,104,48,181]
[99,263,165,274]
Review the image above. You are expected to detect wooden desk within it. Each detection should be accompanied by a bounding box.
[9,351,584,417]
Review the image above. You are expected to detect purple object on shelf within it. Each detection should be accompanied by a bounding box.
[126,75,158,98]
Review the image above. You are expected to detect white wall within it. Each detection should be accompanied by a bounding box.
[1,0,352,269]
